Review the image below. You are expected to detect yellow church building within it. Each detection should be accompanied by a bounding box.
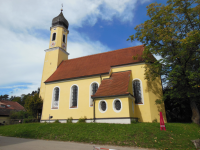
[39,10,167,124]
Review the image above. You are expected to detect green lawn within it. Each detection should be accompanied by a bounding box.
[0,122,199,150]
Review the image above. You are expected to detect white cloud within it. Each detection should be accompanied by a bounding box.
[0,0,150,97]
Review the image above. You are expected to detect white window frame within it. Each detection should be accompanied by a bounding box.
[112,99,122,113]
[63,34,66,43]
[51,32,56,41]
[69,84,79,109]
[51,86,60,109]
[132,78,144,105]
[98,100,107,113]
[89,82,99,107]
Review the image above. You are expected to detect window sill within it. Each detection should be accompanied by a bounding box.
[51,107,58,109]
[70,106,77,108]
[135,102,143,104]
[90,105,93,107]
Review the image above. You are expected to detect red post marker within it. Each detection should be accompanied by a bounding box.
[160,112,166,131]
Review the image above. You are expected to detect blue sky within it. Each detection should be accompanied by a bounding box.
[0,0,168,97]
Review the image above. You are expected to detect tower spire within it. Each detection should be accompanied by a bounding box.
[61,3,63,12]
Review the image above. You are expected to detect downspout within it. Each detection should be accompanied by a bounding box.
[93,99,95,123]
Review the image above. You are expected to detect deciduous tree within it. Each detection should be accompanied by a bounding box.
[128,0,200,124]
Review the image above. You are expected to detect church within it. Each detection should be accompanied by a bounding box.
[39,10,167,124]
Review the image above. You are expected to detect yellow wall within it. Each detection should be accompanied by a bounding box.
[110,63,166,122]
[94,96,130,118]
[49,26,68,50]
[41,76,101,120]
[40,26,68,100]
[41,62,166,123]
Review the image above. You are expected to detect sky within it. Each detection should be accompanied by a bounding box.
[0,0,168,97]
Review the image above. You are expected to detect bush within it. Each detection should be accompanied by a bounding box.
[67,117,73,123]
[131,118,139,123]
[78,116,87,123]
[152,119,157,123]
[54,119,60,123]
[10,110,30,119]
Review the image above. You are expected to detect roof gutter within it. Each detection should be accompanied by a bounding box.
[92,93,134,99]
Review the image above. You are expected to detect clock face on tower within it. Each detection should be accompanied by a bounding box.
[62,43,66,49]
[51,42,56,47]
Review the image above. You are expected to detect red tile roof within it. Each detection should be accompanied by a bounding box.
[45,45,145,83]
[0,100,25,116]
[91,71,131,98]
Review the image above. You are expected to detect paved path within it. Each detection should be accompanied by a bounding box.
[0,136,156,150]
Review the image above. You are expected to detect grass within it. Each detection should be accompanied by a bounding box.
[0,122,199,150]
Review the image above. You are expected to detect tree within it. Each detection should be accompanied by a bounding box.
[128,0,200,124]
[12,97,22,105]
[24,93,43,118]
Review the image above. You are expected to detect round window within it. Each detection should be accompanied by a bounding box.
[113,99,122,112]
[101,101,106,111]
[99,100,107,113]
[115,100,121,110]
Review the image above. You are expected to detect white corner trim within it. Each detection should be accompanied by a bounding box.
[51,86,60,110]
[112,99,122,113]
[98,100,107,113]
[44,47,70,55]
[69,84,79,109]
[89,81,99,107]
[132,78,144,105]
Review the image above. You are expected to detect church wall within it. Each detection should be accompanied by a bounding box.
[41,76,101,121]
[147,77,167,123]
[49,26,68,49]
[94,96,130,119]
[40,49,60,100]
[111,63,154,122]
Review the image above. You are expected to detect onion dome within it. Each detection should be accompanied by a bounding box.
[52,11,69,29]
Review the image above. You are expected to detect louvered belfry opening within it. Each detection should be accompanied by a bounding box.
[53,87,59,108]
[52,33,56,41]
[115,100,121,110]
[63,34,65,43]
[92,83,98,95]
[72,85,78,107]
[133,80,142,104]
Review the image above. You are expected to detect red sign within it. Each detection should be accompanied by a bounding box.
[160,112,166,131]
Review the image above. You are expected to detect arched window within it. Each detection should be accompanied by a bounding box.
[70,85,78,108]
[133,80,143,104]
[90,82,98,107]
[52,33,56,41]
[52,87,60,109]
[63,34,66,43]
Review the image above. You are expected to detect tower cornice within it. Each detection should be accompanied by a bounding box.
[44,47,70,55]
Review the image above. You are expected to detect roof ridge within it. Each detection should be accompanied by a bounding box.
[64,45,144,62]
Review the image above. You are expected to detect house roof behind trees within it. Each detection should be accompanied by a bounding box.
[0,100,25,116]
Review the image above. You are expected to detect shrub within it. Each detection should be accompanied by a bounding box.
[67,117,73,123]
[152,119,157,123]
[131,118,139,123]
[54,119,60,123]
[10,110,30,119]
[78,116,87,123]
